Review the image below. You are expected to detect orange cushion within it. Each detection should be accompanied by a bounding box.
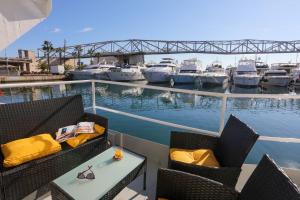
[1,133,61,167]
[170,148,220,168]
[66,124,105,148]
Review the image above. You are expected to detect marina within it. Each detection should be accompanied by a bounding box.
[1,80,300,167]
[1,0,300,199]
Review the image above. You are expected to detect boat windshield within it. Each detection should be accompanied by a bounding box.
[180,70,197,73]
[237,71,257,75]
[265,72,287,76]
[155,64,174,67]
[84,66,100,70]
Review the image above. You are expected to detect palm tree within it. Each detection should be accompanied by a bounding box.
[73,45,83,69]
[94,52,101,64]
[87,48,95,64]
[42,41,54,71]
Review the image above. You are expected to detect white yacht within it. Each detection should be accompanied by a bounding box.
[170,58,203,85]
[233,59,261,87]
[261,70,291,87]
[71,62,116,80]
[195,62,228,86]
[142,58,178,83]
[271,63,299,74]
[106,64,145,82]
[291,68,300,89]
[255,61,269,75]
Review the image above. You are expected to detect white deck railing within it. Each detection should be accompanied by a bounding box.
[1,79,300,144]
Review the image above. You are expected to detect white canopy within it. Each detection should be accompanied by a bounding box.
[0,0,52,51]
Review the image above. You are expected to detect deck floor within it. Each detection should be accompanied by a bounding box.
[24,160,300,200]
[23,132,300,200]
[25,160,256,200]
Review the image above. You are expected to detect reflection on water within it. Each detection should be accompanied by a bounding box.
[0,82,300,167]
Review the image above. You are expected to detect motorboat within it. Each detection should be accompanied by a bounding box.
[170,58,203,85]
[233,59,261,87]
[71,62,115,80]
[142,58,178,83]
[106,64,145,82]
[255,61,269,75]
[271,63,299,74]
[291,68,300,89]
[195,61,228,86]
[260,70,291,87]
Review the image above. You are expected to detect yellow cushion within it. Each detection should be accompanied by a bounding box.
[66,124,105,148]
[158,198,168,200]
[170,148,220,168]
[1,133,62,168]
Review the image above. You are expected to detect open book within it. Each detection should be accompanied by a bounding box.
[56,122,95,143]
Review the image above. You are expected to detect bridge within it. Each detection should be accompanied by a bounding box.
[37,39,300,64]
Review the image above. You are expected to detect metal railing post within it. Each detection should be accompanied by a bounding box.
[219,96,227,134]
[91,80,96,114]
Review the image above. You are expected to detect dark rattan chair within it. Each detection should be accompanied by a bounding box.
[157,154,300,200]
[0,95,109,200]
[169,115,259,187]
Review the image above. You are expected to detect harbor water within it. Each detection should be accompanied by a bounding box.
[0,81,300,168]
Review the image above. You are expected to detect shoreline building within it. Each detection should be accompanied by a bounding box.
[0,50,39,74]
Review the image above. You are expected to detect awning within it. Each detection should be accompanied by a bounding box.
[0,0,52,51]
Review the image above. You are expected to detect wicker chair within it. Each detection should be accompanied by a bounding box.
[157,154,300,200]
[0,95,109,200]
[169,115,259,187]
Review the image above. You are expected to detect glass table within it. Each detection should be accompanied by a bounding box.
[50,146,147,200]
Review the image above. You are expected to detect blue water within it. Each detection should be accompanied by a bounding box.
[0,82,300,168]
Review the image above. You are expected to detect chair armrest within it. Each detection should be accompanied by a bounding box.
[82,113,108,135]
[156,168,239,200]
[169,160,241,187]
[170,131,219,150]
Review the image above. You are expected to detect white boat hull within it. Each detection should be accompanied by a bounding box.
[71,71,94,80]
[261,76,291,87]
[143,71,171,83]
[171,74,198,84]
[94,72,110,80]
[233,76,261,86]
[196,75,228,85]
[107,71,145,81]
[71,71,110,80]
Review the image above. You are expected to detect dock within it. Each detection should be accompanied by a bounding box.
[0,75,66,83]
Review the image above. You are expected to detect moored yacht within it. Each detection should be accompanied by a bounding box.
[106,64,145,82]
[71,62,116,80]
[233,59,261,87]
[271,63,299,74]
[291,68,300,89]
[261,70,291,87]
[142,58,178,83]
[195,61,228,86]
[170,58,203,85]
[255,60,269,75]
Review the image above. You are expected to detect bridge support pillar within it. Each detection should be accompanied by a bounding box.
[115,54,144,65]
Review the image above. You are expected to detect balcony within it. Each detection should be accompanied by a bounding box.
[0,80,300,199]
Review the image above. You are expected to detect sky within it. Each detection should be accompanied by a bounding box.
[1,0,300,66]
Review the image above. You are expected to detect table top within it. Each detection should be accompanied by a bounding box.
[52,146,145,200]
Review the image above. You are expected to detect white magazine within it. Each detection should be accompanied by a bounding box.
[75,122,95,134]
[56,125,77,143]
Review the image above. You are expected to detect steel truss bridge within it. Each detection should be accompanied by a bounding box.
[38,39,300,59]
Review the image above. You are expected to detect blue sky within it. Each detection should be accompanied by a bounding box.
[1,0,300,66]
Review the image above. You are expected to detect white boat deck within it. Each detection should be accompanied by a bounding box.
[24,131,300,200]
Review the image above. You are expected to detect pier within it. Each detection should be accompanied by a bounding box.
[0,75,65,83]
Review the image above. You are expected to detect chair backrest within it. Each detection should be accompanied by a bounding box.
[215,115,259,167]
[0,95,84,143]
[240,154,300,200]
